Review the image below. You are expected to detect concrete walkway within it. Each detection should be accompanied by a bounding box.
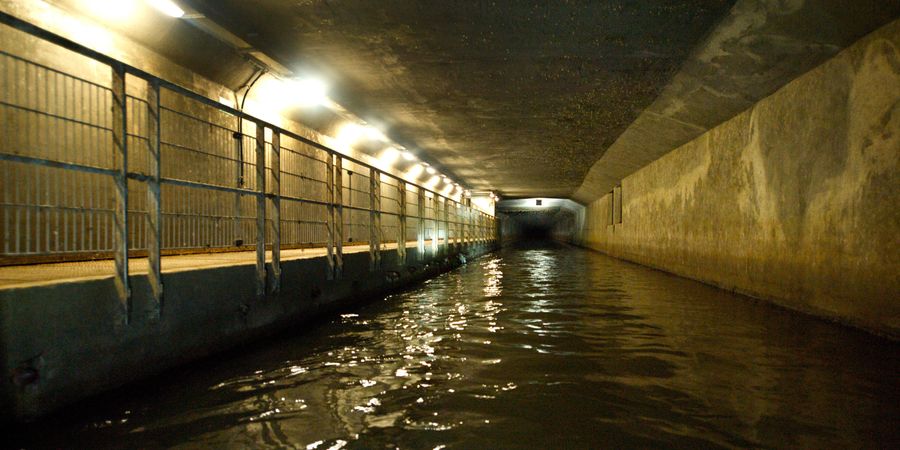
[0,240,450,289]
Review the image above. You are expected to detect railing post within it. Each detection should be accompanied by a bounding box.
[146,78,162,319]
[375,174,383,266]
[398,181,407,265]
[334,155,344,278]
[464,205,470,251]
[111,63,130,325]
[270,130,281,294]
[442,197,449,255]
[417,188,425,261]
[255,122,266,298]
[466,200,473,249]
[325,153,335,280]
[430,194,438,257]
[452,201,458,251]
[446,200,453,253]
[232,124,243,247]
[453,200,462,252]
[459,205,465,251]
[368,167,381,271]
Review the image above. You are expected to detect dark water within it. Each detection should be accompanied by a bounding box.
[12,242,900,449]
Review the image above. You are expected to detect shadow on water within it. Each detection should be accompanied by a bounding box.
[8,239,900,449]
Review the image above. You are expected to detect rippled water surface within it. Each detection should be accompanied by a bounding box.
[13,242,900,449]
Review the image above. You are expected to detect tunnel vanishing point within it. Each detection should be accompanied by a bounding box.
[0,0,898,437]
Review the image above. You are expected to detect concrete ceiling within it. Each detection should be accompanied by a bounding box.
[184,0,736,197]
[172,0,898,201]
[572,0,900,203]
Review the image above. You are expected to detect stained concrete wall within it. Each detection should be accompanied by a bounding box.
[0,242,498,421]
[579,19,900,338]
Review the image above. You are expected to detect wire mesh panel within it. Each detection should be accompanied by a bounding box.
[423,193,435,242]
[0,49,117,260]
[277,134,329,247]
[339,161,370,245]
[157,90,254,251]
[405,186,419,243]
[380,176,401,243]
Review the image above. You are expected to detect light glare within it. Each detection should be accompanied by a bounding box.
[406,164,424,179]
[146,0,185,17]
[335,122,365,149]
[288,77,329,107]
[86,0,138,21]
[379,147,400,166]
[365,126,387,142]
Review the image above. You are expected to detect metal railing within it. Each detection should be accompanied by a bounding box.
[0,12,497,322]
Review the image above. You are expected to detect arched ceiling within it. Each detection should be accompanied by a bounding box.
[183,0,736,197]
[174,0,900,200]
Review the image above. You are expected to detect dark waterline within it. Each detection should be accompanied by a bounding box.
[10,242,900,449]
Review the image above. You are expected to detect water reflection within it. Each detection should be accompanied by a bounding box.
[10,241,900,449]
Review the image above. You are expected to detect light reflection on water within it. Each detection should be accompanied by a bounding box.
[12,242,900,449]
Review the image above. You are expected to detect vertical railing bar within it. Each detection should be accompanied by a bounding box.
[48,66,55,252]
[368,167,379,271]
[443,197,449,256]
[398,180,407,265]
[325,152,335,279]
[255,122,266,298]
[468,203,473,249]
[450,201,455,252]
[430,193,438,257]
[232,119,241,248]
[376,173,382,267]
[111,62,130,324]
[270,130,281,294]
[27,62,35,255]
[27,64,37,254]
[147,78,163,318]
[334,155,344,279]
[417,188,425,261]
[462,204,467,251]
[42,62,49,254]
[78,81,86,254]
[3,55,8,254]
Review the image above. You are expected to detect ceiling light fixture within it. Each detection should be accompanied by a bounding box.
[406,163,425,179]
[379,147,400,166]
[288,77,329,107]
[365,126,387,142]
